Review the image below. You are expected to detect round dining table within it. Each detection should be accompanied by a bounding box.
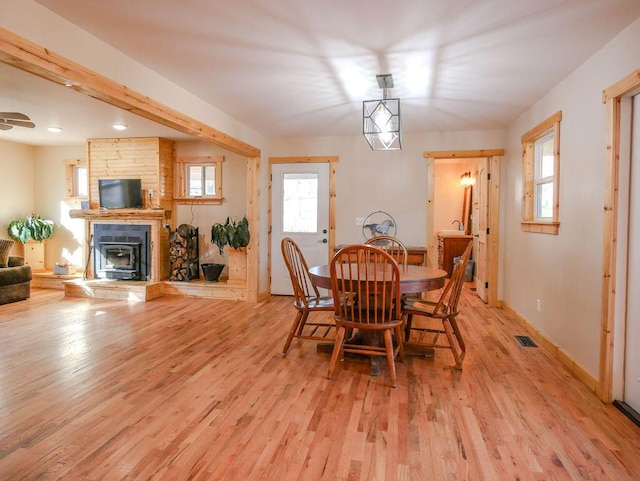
[308,264,448,294]
[309,263,448,371]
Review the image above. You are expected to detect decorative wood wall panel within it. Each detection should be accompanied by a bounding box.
[87,137,174,210]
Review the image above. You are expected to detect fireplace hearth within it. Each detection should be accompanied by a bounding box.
[94,224,151,280]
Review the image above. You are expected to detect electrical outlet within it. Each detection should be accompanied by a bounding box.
[356,216,365,226]
[148,189,154,198]
[536,299,541,312]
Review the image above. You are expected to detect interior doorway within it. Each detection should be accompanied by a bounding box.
[600,69,640,403]
[425,150,503,307]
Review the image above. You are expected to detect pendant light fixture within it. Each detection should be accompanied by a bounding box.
[363,74,402,151]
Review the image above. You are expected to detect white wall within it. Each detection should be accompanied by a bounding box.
[269,130,505,247]
[174,141,248,278]
[33,145,87,269]
[501,16,640,378]
[0,139,35,256]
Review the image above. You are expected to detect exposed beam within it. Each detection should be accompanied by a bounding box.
[0,27,260,158]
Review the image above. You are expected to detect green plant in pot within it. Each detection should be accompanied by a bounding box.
[206,216,250,283]
[7,214,54,243]
[210,216,250,255]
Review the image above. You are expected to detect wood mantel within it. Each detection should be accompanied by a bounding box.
[69,209,169,220]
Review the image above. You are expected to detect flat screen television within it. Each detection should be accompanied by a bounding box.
[98,178,143,209]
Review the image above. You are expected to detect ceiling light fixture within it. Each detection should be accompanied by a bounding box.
[460,172,475,186]
[112,123,127,131]
[363,74,402,151]
[47,126,63,133]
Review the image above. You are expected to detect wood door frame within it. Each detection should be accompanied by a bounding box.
[424,149,503,307]
[267,156,338,295]
[600,68,640,402]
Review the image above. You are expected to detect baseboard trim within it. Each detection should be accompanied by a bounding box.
[500,302,599,394]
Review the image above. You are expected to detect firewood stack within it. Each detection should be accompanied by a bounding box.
[169,224,199,281]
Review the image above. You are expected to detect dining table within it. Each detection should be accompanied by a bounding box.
[308,263,448,374]
[308,264,447,294]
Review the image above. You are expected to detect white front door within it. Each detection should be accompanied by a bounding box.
[270,163,330,295]
[624,94,640,412]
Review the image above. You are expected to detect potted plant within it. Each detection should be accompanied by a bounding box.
[7,214,55,273]
[7,214,54,244]
[210,216,250,284]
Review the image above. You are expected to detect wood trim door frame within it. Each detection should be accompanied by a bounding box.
[424,149,504,307]
[599,68,640,402]
[267,156,339,295]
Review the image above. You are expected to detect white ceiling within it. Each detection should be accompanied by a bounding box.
[2,0,640,146]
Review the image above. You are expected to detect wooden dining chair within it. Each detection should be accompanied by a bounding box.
[402,240,472,369]
[364,235,408,270]
[281,237,335,355]
[328,244,406,387]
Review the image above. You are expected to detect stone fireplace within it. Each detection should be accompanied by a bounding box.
[93,223,151,280]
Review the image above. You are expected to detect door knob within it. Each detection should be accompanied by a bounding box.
[318,238,328,244]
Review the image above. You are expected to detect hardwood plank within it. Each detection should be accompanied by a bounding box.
[0,288,639,480]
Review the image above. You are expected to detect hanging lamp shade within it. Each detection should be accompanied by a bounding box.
[363,74,402,151]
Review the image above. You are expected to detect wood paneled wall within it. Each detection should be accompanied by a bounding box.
[87,137,174,211]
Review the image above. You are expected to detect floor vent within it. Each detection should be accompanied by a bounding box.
[515,335,538,347]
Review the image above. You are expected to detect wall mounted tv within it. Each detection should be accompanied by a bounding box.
[98,179,143,209]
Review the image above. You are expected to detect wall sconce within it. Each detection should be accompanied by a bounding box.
[363,74,402,151]
[460,171,475,186]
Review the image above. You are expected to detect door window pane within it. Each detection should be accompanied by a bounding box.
[282,173,318,233]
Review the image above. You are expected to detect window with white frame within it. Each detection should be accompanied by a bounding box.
[175,156,223,203]
[534,132,554,219]
[521,111,561,234]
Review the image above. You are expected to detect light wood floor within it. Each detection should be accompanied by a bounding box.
[1,288,639,481]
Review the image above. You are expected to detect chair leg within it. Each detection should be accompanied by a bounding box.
[404,314,413,342]
[442,319,463,369]
[295,310,310,336]
[383,329,397,388]
[449,316,466,364]
[394,325,405,363]
[282,310,305,356]
[327,326,346,379]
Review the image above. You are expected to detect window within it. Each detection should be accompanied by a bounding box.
[175,156,223,204]
[282,172,319,233]
[521,111,561,234]
[65,159,88,199]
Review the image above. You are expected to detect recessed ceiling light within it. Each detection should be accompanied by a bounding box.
[112,123,127,131]
[47,127,63,133]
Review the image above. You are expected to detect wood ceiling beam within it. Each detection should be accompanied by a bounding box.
[0,27,260,158]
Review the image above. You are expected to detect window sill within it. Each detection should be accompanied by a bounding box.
[521,221,559,235]
[174,197,224,205]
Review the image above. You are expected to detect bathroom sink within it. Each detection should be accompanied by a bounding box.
[438,229,467,236]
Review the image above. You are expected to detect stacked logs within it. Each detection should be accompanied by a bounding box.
[169,224,199,281]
